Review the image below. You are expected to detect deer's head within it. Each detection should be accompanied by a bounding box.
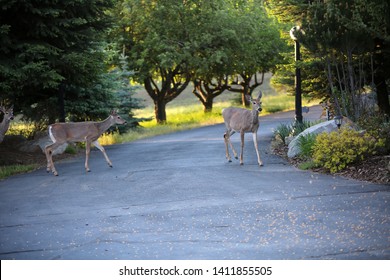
[248,91,263,113]
[110,110,127,125]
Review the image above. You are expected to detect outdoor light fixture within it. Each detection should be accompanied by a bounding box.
[334,115,343,130]
[290,26,302,124]
[289,26,300,41]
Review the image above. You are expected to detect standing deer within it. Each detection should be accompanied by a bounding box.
[0,105,14,144]
[45,110,127,176]
[222,91,263,166]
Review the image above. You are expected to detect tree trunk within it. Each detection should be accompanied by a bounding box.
[204,96,213,113]
[373,41,390,115]
[241,85,250,108]
[376,75,390,115]
[155,99,167,124]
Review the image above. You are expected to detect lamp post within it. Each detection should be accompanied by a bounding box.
[290,26,303,124]
[334,115,343,130]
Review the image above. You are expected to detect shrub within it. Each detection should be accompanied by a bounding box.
[298,160,317,170]
[273,120,319,145]
[312,128,384,173]
[273,123,293,144]
[297,133,317,158]
[357,113,390,154]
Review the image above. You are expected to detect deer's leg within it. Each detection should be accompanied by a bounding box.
[224,130,237,162]
[224,131,232,162]
[85,141,91,172]
[45,143,61,176]
[228,131,238,159]
[252,132,263,166]
[240,131,245,165]
[93,140,112,168]
[44,145,52,172]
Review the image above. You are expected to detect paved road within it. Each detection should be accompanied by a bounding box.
[0,107,389,260]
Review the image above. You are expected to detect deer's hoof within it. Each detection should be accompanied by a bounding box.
[235,156,238,160]
[240,162,244,166]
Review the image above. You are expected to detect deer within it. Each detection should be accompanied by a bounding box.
[0,105,14,144]
[45,110,127,176]
[222,91,263,167]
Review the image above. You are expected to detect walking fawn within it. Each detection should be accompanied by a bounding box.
[45,110,127,176]
[222,91,263,167]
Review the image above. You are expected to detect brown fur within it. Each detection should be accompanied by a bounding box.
[222,91,263,166]
[45,110,126,176]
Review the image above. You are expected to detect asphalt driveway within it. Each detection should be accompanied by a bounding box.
[0,106,389,259]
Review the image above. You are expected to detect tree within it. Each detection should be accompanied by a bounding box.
[117,0,284,121]
[192,78,229,113]
[189,0,284,110]
[301,0,390,118]
[0,0,115,128]
[187,0,236,113]
[265,0,328,100]
[226,0,284,107]
[108,52,146,132]
[117,0,194,124]
[64,51,145,133]
[266,0,390,118]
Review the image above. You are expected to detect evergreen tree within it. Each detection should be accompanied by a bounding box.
[0,0,115,127]
[109,52,145,132]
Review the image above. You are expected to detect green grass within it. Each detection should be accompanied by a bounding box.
[0,164,38,180]
[298,160,318,170]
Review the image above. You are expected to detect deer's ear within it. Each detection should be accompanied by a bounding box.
[245,94,252,102]
[257,90,263,101]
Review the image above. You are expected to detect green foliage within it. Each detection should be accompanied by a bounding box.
[0,0,115,124]
[266,0,390,119]
[292,120,317,136]
[357,113,390,154]
[274,123,293,145]
[273,119,318,144]
[63,51,146,133]
[312,129,384,173]
[116,0,284,122]
[298,160,318,171]
[64,144,78,155]
[106,52,146,133]
[0,164,37,180]
[274,120,317,144]
[296,133,317,158]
